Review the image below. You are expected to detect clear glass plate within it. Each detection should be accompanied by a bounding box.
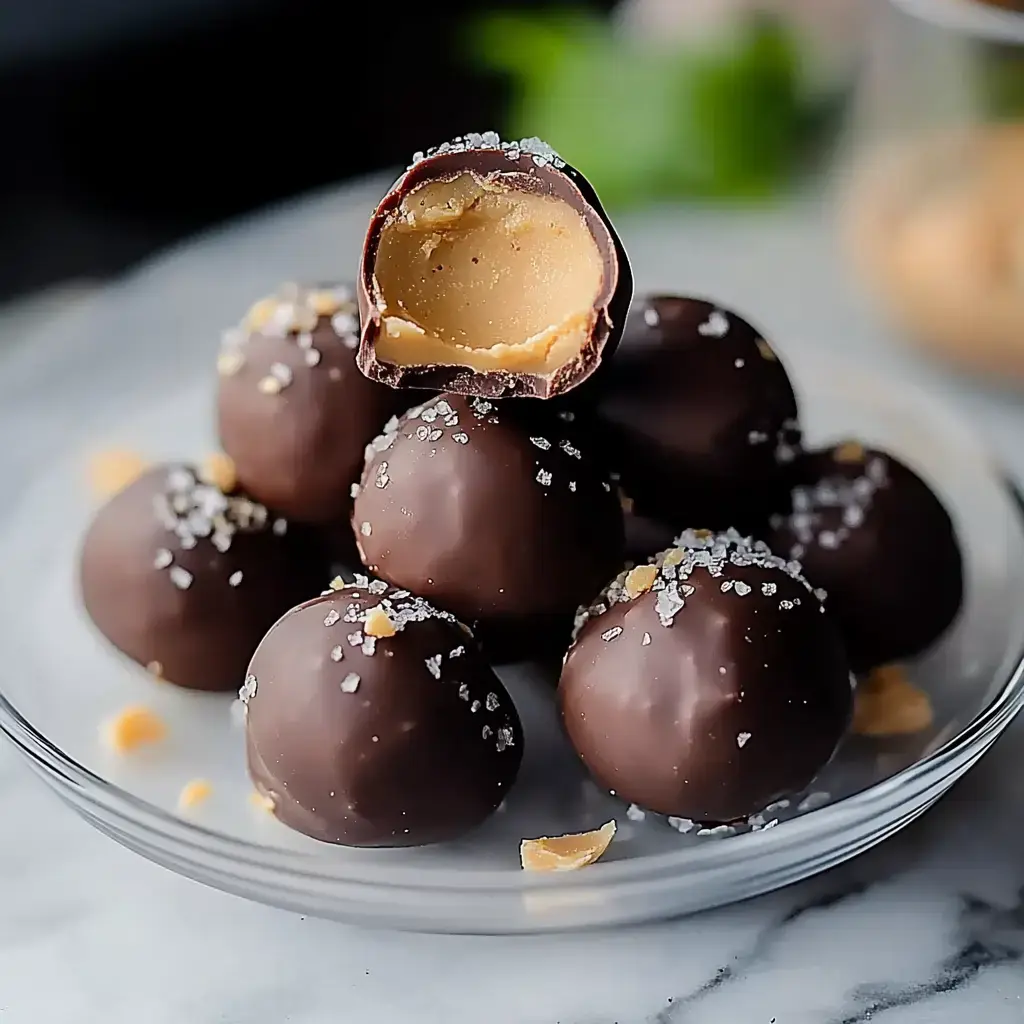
[1,287,1023,933]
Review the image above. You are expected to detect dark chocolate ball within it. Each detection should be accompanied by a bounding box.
[559,530,853,824]
[351,394,625,659]
[79,464,323,692]
[357,134,632,400]
[765,443,964,673]
[216,284,406,531]
[243,580,523,846]
[592,295,801,533]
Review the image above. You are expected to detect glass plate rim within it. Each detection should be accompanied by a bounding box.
[3,630,1023,893]
[1,479,1023,893]
[1,330,1023,896]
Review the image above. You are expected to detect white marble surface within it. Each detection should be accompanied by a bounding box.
[3,182,1024,1021]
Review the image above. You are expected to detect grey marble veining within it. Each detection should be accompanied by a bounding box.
[1,718,1023,1022]
[3,184,1024,1021]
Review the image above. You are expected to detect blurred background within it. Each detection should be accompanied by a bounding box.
[3,0,1024,386]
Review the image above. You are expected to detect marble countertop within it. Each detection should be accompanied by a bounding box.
[3,183,1024,1022]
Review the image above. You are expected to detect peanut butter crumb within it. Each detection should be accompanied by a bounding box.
[307,289,343,316]
[250,791,276,813]
[88,449,148,499]
[217,350,245,377]
[244,296,279,332]
[177,779,213,810]
[662,548,685,567]
[364,606,397,638]
[624,564,658,599]
[853,665,934,737]
[104,706,167,753]
[520,820,617,872]
[199,452,238,493]
[328,576,346,591]
[834,441,867,465]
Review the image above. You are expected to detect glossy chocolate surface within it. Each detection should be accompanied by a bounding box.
[351,393,625,658]
[217,284,406,527]
[591,295,801,533]
[766,443,964,672]
[79,464,322,692]
[244,581,522,846]
[559,530,852,823]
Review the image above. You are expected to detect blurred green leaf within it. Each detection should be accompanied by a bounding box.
[466,9,822,206]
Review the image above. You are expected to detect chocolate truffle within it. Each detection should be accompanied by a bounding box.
[243,579,523,846]
[79,464,323,691]
[352,394,625,659]
[765,442,964,672]
[591,295,801,533]
[559,530,853,824]
[216,284,406,532]
[357,133,632,400]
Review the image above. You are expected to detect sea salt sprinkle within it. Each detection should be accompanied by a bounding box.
[239,674,258,704]
[408,132,566,171]
[572,528,822,640]
[698,309,730,338]
[772,454,889,557]
[152,465,275,564]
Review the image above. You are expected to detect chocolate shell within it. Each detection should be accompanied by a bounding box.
[590,295,801,533]
[216,284,406,532]
[79,464,323,692]
[559,530,853,824]
[765,443,964,673]
[357,133,632,400]
[351,393,625,660]
[244,580,523,847]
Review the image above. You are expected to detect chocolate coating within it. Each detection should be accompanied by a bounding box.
[559,531,853,824]
[216,284,406,529]
[358,134,632,399]
[352,394,625,660]
[244,581,523,846]
[766,443,964,673]
[79,464,322,691]
[591,295,801,532]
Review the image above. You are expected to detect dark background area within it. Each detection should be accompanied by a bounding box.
[0,0,614,302]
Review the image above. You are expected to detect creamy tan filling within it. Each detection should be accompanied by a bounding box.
[372,172,604,375]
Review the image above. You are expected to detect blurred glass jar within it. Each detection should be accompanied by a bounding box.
[844,0,1024,385]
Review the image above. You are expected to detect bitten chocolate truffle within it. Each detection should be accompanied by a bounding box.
[766,442,964,672]
[216,284,406,529]
[243,579,523,846]
[559,530,853,824]
[352,394,625,659]
[357,133,632,400]
[79,464,322,692]
[591,296,801,533]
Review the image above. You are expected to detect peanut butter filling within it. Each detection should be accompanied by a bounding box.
[372,172,605,375]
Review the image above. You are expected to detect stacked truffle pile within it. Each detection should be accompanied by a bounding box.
[78,133,964,852]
